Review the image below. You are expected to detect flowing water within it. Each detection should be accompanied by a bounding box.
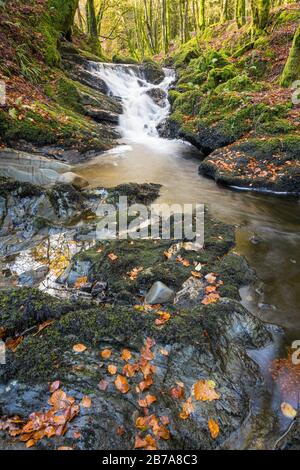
[76,64,300,440]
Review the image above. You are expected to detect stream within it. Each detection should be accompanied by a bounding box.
[74,63,300,441]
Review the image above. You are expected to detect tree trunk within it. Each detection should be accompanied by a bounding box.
[235,0,246,28]
[86,0,100,53]
[199,0,205,29]
[280,24,300,87]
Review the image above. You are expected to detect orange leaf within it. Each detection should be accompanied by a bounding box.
[155,311,170,326]
[74,276,88,289]
[73,343,87,353]
[81,396,92,408]
[6,336,23,352]
[208,419,220,439]
[137,377,153,392]
[101,349,112,359]
[123,363,139,378]
[26,439,35,448]
[193,380,220,401]
[138,394,157,408]
[121,349,132,362]
[114,375,129,394]
[108,365,118,375]
[49,380,61,394]
[170,384,185,400]
[205,273,217,284]
[108,253,118,262]
[57,446,73,451]
[201,292,220,305]
[179,397,194,420]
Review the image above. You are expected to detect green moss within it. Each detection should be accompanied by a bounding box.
[172,37,199,67]
[206,65,237,89]
[112,55,139,64]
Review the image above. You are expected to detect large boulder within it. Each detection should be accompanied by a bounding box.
[58,172,89,190]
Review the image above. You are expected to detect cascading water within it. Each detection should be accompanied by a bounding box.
[88,62,175,146]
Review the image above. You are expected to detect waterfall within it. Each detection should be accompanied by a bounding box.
[87,62,175,146]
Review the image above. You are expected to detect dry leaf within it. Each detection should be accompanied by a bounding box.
[201,292,220,305]
[179,397,194,420]
[108,365,118,375]
[74,276,88,289]
[138,394,157,408]
[81,396,92,408]
[127,267,143,281]
[170,384,185,400]
[57,446,73,451]
[101,349,112,360]
[6,336,23,352]
[98,379,109,391]
[121,349,132,362]
[25,439,35,448]
[193,380,220,401]
[208,419,220,439]
[205,273,217,284]
[281,402,297,419]
[155,311,170,326]
[114,375,129,394]
[108,253,118,262]
[33,320,55,336]
[49,381,60,394]
[73,343,87,353]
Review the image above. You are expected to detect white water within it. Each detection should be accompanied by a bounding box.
[88,62,176,149]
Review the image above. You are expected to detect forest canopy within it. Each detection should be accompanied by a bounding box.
[75,0,297,59]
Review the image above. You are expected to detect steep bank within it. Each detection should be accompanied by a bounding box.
[162,4,300,194]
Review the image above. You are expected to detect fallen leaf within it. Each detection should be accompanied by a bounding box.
[191,271,202,278]
[160,348,169,356]
[201,292,220,305]
[179,397,194,420]
[281,402,297,419]
[108,253,118,262]
[138,394,157,408]
[25,439,35,448]
[205,285,217,294]
[170,384,185,399]
[208,418,220,439]
[114,375,129,394]
[33,320,55,336]
[108,365,118,375]
[101,349,112,360]
[205,273,217,284]
[74,276,88,289]
[0,327,7,339]
[81,396,92,408]
[127,267,143,281]
[98,379,109,391]
[155,311,170,326]
[123,363,139,378]
[193,380,220,401]
[137,377,153,392]
[73,344,87,353]
[57,446,73,451]
[6,336,23,352]
[121,349,132,362]
[117,426,125,436]
[134,434,157,450]
[49,381,61,394]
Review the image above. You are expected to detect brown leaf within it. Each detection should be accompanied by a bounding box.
[134,434,157,450]
[81,396,92,408]
[33,320,55,336]
[170,384,185,399]
[108,253,118,262]
[72,343,87,353]
[137,377,153,392]
[201,292,220,305]
[6,336,23,352]
[0,326,7,339]
[123,363,139,378]
[208,419,220,439]
[57,446,73,451]
[114,375,130,394]
[205,273,217,284]
[98,379,109,391]
[49,380,61,394]
[138,394,157,408]
[193,380,220,401]
[116,426,125,436]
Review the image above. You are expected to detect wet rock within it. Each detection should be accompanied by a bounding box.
[145,281,175,305]
[57,260,92,287]
[145,88,167,107]
[139,62,165,84]
[91,281,108,299]
[174,276,204,307]
[85,107,120,124]
[58,172,89,190]
[64,60,109,95]
[18,266,49,287]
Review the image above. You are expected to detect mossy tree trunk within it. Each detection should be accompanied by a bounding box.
[199,0,205,29]
[86,0,100,54]
[251,0,271,32]
[280,24,300,87]
[235,0,246,28]
[40,0,79,65]
[221,0,230,23]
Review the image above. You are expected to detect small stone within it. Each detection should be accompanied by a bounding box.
[58,172,89,190]
[145,281,175,305]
